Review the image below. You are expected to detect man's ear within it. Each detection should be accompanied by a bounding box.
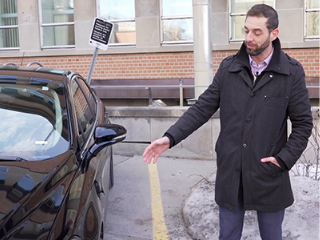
[271,28,279,41]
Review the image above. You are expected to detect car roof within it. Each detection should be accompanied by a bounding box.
[0,64,77,85]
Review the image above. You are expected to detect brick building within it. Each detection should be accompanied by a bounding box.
[0,0,319,106]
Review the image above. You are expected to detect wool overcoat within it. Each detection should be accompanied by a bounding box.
[165,38,313,212]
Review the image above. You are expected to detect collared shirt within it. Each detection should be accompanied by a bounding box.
[249,50,274,82]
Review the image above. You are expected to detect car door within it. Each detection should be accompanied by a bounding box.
[69,75,110,239]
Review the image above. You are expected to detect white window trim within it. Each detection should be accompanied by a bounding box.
[228,0,276,42]
[160,0,193,45]
[304,1,320,40]
[38,0,75,49]
[0,25,18,29]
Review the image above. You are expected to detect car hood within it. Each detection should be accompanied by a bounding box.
[0,151,77,239]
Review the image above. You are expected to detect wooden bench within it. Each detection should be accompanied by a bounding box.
[90,78,195,101]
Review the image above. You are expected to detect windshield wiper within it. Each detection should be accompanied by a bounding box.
[0,156,28,161]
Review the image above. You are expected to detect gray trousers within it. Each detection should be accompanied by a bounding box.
[219,187,285,240]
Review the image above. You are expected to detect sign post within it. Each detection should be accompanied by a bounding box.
[87,18,113,84]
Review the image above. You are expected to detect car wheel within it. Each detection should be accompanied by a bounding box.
[109,147,114,189]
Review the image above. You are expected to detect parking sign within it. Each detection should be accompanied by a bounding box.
[89,18,113,51]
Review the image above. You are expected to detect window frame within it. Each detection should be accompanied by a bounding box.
[97,0,136,46]
[38,0,75,49]
[160,0,193,45]
[228,0,276,42]
[0,0,19,50]
[69,75,98,149]
[304,0,320,40]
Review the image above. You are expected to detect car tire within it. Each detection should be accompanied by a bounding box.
[109,147,114,189]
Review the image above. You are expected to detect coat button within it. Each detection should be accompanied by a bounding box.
[243,143,247,148]
[235,168,240,172]
[246,118,251,123]
[251,92,255,98]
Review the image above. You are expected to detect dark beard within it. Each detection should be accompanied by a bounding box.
[246,39,270,56]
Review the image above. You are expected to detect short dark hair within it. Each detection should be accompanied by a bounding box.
[246,4,279,32]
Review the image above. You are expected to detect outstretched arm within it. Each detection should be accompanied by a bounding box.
[143,137,170,164]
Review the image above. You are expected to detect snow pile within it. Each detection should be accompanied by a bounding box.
[182,172,319,240]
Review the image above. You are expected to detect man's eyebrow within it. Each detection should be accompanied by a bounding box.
[244,26,263,32]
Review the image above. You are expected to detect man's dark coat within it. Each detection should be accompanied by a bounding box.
[165,38,313,212]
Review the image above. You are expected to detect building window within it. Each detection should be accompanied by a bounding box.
[0,0,19,49]
[98,0,135,45]
[305,0,319,39]
[40,0,75,48]
[161,0,193,44]
[229,0,275,41]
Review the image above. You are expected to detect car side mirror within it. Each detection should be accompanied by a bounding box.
[88,124,126,157]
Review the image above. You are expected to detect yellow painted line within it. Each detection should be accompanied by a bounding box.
[148,163,168,240]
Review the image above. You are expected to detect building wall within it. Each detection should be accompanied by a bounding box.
[0,48,318,80]
[0,0,319,83]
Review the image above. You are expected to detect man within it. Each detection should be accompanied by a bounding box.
[143,4,313,240]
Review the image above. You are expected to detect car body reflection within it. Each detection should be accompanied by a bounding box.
[0,65,126,240]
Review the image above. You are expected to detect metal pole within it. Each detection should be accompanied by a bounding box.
[87,47,99,84]
[146,87,153,106]
[193,0,213,98]
[179,79,184,106]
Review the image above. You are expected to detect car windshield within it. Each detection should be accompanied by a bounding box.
[0,83,69,161]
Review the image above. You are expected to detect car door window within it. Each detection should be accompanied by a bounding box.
[76,76,97,118]
[70,77,97,147]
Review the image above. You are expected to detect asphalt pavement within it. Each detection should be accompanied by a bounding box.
[104,155,319,240]
[104,154,215,240]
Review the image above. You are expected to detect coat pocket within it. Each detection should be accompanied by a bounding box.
[265,162,284,177]
[264,95,288,107]
[264,144,284,177]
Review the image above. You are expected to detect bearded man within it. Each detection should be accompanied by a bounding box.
[143,4,313,240]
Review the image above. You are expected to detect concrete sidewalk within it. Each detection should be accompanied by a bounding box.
[105,155,319,240]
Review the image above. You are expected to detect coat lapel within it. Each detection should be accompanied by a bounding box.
[228,42,253,89]
[253,39,291,92]
[253,73,274,92]
[228,38,291,92]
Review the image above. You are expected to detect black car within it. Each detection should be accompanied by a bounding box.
[0,63,126,240]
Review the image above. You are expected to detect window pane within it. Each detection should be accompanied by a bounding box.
[41,0,74,24]
[162,19,193,41]
[0,84,69,160]
[162,0,192,17]
[230,15,246,39]
[76,78,97,118]
[0,28,19,47]
[231,0,274,13]
[0,0,18,25]
[307,0,320,9]
[110,22,135,44]
[71,79,95,146]
[99,0,135,20]
[306,12,320,36]
[42,25,75,46]
[230,1,274,41]
[99,0,135,44]
[0,15,18,26]
[0,0,18,48]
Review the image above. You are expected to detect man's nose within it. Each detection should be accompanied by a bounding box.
[245,32,253,42]
[245,33,252,42]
